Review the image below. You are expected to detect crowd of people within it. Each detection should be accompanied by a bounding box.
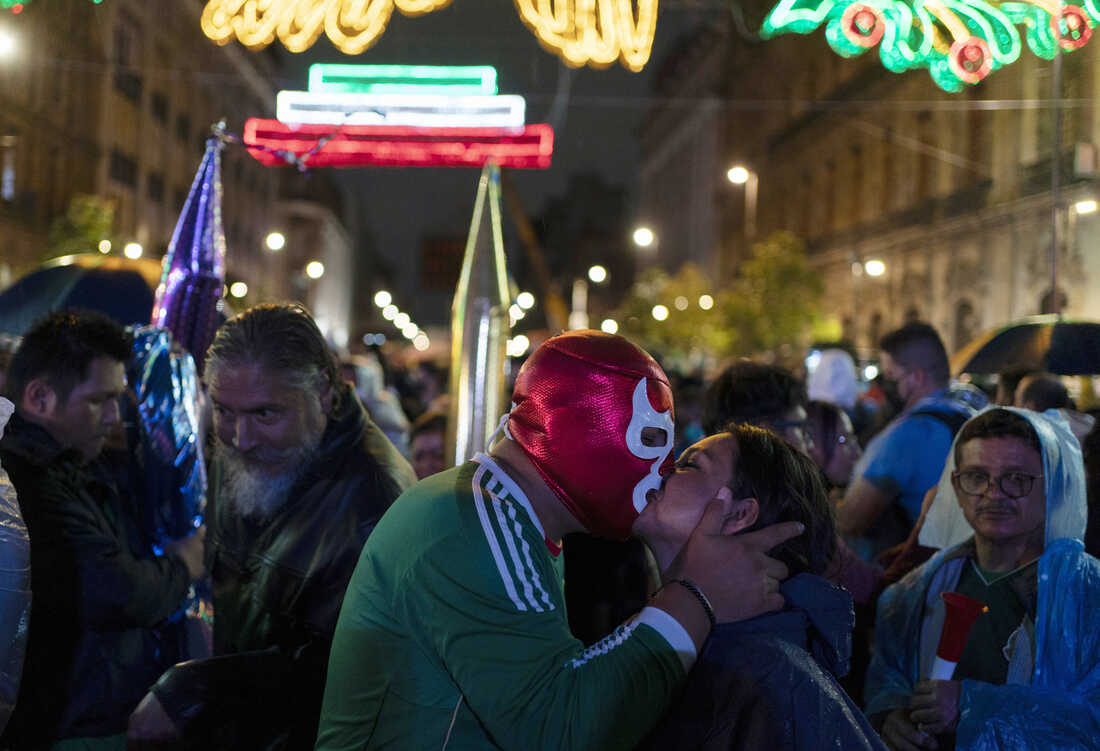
[0,304,1097,751]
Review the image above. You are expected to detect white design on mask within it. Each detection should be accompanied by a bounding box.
[625,378,674,513]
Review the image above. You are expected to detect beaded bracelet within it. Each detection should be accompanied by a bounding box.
[668,578,717,629]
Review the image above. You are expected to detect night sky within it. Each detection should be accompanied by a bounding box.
[276,1,714,327]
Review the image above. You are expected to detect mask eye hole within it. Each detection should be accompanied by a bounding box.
[640,426,669,448]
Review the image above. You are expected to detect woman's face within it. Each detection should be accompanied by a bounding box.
[633,433,736,551]
[823,410,861,487]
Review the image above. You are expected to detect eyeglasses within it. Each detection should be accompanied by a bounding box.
[952,469,1043,498]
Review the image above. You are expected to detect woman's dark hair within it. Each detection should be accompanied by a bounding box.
[724,423,837,576]
[953,408,1041,467]
[806,400,845,468]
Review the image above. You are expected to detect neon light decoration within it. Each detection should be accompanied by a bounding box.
[201,0,453,55]
[511,0,660,72]
[276,91,526,128]
[762,0,1096,91]
[243,119,555,169]
[201,0,658,71]
[308,64,497,96]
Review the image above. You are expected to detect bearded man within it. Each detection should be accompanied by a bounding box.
[129,304,416,749]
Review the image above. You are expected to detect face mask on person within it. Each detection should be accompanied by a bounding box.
[507,331,676,541]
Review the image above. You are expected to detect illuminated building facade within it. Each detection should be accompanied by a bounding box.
[640,11,1100,355]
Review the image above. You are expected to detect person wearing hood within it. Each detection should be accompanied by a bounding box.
[865,407,1100,751]
[637,423,885,751]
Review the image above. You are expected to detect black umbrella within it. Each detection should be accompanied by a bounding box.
[0,255,159,336]
[951,315,1100,375]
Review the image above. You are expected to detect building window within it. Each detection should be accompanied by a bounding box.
[1,133,16,202]
[113,12,143,104]
[175,113,191,143]
[151,92,169,123]
[147,172,165,204]
[109,149,138,187]
[955,299,978,350]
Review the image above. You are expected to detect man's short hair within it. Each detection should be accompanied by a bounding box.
[954,408,1042,466]
[1019,374,1071,412]
[205,303,339,404]
[703,361,806,435]
[879,322,951,386]
[5,310,131,404]
[998,365,1039,400]
[410,410,447,443]
[725,423,837,576]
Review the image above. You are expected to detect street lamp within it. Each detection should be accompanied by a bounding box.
[864,259,886,277]
[98,240,112,254]
[123,242,143,259]
[0,29,16,59]
[727,164,758,239]
[588,265,608,284]
[652,304,669,321]
[265,231,286,251]
[374,290,392,307]
[633,226,655,248]
[229,281,248,298]
[305,260,325,279]
[516,291,535,310]
[1075,199,1098,215]
[698,294,714,310]
[601,318,619,334]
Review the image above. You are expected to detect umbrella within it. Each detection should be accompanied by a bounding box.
[951,316,1100,375]
[0,254,161,336]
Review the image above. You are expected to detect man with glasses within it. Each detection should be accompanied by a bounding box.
[838,323,984,560]
[866,407,1100,751]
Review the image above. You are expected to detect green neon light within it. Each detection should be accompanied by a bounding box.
[307,64,498,96]
[762,0,1095,91]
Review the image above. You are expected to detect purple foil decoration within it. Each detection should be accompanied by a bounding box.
[151,126,228,372]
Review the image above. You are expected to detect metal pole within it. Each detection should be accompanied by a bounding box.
[1051,16,1063,316]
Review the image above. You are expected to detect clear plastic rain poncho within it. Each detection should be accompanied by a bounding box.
[0,397,28,734]
[866,407,1100,750]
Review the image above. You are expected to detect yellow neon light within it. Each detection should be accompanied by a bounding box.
[202,0,658,71]
[513,0,660,72]
[200,0,454,55]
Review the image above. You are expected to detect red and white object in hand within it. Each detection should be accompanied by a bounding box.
[930,592,989,680]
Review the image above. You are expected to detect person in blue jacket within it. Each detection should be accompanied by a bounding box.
[865,407,1100,751]
[636,423,886,750]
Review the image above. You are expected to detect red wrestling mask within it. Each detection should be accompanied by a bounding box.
[507,331,675,540]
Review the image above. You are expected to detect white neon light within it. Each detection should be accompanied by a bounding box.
[276,91,527,128]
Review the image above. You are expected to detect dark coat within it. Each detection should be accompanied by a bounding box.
[640,574,886,751]
[152,385,416,750]
[0,413,191,747]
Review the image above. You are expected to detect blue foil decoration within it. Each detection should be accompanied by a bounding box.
[128,326,206,547]
[151,125,228,374]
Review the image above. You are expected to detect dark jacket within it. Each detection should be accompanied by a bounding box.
[153,385,415,749]
[0,413,191,747]
[640,574,886,751]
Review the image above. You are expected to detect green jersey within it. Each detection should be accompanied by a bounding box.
[316,454,693,750]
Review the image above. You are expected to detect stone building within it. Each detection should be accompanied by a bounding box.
[0,0,354,336]
[640,12,1100,356]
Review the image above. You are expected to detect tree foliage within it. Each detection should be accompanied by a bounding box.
[614,231,826,368]
[47,195,115,261]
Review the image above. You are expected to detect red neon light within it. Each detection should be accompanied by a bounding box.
[243,119,554,169]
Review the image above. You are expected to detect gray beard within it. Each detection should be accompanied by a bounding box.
[216,436,322,521]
